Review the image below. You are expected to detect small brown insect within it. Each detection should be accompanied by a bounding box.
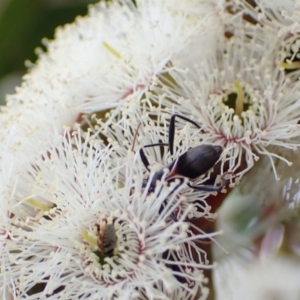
[98,223,117,257]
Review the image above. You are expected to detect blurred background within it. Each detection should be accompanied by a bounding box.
[0,0,97,105]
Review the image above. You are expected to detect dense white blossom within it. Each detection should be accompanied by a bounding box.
[142,12,300,181]
[2,0,300,299]
[1,0,227,180]
[0,129,220,299]
[94,110,224,221]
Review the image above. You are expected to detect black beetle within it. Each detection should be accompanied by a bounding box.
[140,114,223,194]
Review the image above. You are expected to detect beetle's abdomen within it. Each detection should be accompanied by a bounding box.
[176,145,222,179]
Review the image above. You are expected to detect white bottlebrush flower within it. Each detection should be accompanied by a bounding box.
[2,0,226,178]
[0,130,45,300]
[2,129,220,300]
[143,13,300,181]
[41,0,225,114]
[6,0,225,114]
[229,1,300,76]
[95,110,223,222]
[0,104,75,177]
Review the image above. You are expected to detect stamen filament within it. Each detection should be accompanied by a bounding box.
[27,199,52,212]
[279,61,300,70]
[82,231,98,249]
[102,42,122,59]
[234,80,244,118]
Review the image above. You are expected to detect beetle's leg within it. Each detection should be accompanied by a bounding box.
[139,143,169,172]
[159,200,179,223]
[187,175,226,192]
[139,148,151,172]
[169,212,178,222]
[187,183,223,192]
[169,114,202,156]
[143,143,169,149]
[141,178,148,188]
[164,177,187,222]
[160,201,179,222]
[131,123,141,152]
[156,187,179,223]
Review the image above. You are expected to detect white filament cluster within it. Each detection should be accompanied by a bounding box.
[1,130,219,299]
[2,0,300,299]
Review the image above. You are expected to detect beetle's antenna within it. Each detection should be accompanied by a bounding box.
[131,123,141,153]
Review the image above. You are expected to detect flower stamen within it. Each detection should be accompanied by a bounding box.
[82,230,98,250]
[27,198,53,212]
[234,80,244,118]
[102,41,122,59]
[279,60,300,70]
